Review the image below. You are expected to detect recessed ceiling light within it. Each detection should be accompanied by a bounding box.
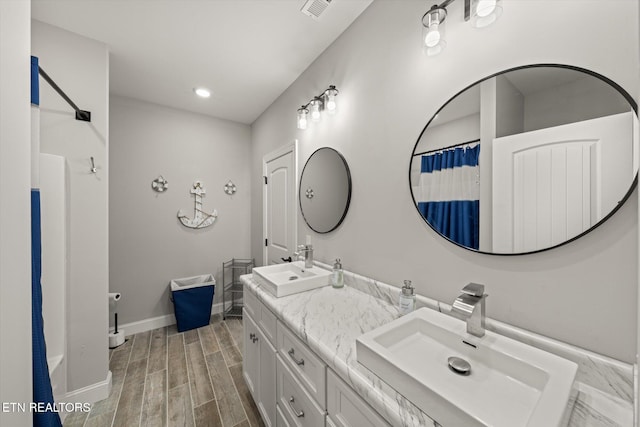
[194,87,211,98]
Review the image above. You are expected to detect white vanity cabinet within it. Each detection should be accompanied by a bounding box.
[277,321,326,405]
[243,284,391,427]
[243,290,277,427]
[276,320,327,426]
[277,354,326,426]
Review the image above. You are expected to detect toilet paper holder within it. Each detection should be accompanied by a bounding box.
[108,292,125,349]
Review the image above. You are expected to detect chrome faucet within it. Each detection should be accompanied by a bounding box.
[451,283,488,338]
[296,244,314,269]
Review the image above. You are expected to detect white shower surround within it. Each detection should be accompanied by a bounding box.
[39,153,68,407]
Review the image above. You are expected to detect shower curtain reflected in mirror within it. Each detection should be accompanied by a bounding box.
[416,144,480,250]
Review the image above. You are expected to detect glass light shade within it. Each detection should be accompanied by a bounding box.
[424,22,441,47]
[422,7,447,56]
[297,107,309,130]
[324,86,339,115]
[471,0,502,28]
[310,98,322,122]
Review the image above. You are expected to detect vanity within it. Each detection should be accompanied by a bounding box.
[242,272,417,427]
[241,263,633,427]
[246,61,638,426]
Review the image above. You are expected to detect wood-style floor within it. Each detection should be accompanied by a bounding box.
[63,314,265,427]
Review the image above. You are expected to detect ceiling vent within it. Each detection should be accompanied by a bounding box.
[301,0,332,21]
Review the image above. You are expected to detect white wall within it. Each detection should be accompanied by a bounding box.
[32,20,110,395]
[0,1,32,425]
[251,0,639,362]
[40,154,67,362]
[414,113,480,153]
[109,96,252,325]
[495,74,524,137]
[523,75,631,132]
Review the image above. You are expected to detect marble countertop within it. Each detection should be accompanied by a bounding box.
[241,274,631,427]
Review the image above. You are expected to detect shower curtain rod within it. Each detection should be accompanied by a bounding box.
[413,138,480,156]
[38,66,91,122]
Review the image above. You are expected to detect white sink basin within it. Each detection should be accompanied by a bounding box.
[356,308,577,427]
[252,261,332,297]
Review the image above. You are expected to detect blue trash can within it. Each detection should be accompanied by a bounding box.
[170,274,215,332]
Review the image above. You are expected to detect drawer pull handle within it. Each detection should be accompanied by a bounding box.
[288,348,305,366]
[288,396,304,418]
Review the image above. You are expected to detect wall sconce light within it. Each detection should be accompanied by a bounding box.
[297,106,309,130]
[296,85,339,130]
[422,5,447,57]
[324,86,339,114]
[422,0,502,56]
[310,97,323,122]
[470,0,503,28]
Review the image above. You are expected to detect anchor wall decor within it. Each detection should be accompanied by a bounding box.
[177,181,218,229]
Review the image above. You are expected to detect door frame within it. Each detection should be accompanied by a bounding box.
[262,141,298,266]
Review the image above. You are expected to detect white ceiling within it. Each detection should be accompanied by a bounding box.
[32,0,373,124]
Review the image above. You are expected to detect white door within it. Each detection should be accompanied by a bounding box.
[493,112,633,253]
[263,143,297,265]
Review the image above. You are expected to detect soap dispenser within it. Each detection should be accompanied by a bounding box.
[332,258,344,288]
[398,280,415,315]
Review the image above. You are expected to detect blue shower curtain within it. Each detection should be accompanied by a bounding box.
[31,55,63,427]
[416,144,480,249]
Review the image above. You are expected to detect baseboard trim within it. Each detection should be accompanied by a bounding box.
[65,370,112,405]
[112,301,233,336]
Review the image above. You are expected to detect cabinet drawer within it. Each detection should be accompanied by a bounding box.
[327,369,390,427]
[277,355,325,427]
[277,321,326,408]
[243,285,277,345]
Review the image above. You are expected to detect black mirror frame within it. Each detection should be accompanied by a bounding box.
[299,147,352,234]
[409,63,639,256]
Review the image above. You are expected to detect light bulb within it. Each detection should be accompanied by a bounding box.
[326,96,336,112]
[424,22,441,48]
[475,0,497,17]
[324,86,339,115]
[472,0,501,28]
[297,108,309,130]
[310,99,321,122]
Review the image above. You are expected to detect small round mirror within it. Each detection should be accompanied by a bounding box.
[299,147,352,233]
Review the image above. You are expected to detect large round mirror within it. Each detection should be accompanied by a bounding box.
[300,147,352,233]
[410,64,638,255]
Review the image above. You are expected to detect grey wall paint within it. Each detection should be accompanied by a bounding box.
[251,0,639,362]
[0,2,32,424]
[496,74,524,137]
[32,20,110,393]
[523,76,631,132]
[110,96,251,325]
